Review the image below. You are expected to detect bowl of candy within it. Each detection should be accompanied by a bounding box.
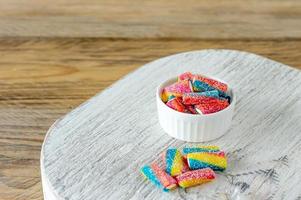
[156,72,236,142]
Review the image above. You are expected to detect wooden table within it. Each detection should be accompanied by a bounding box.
[0,1,300,199]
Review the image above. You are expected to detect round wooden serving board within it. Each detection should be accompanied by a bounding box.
[41,50,301,200]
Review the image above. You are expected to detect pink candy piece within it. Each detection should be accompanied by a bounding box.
[164,80,193,98]
[166,98,186,113]
[193,74,228,92]
[176,168,216,188]
[151,163,178,190]
[178,72,194,81]
[195,99,229,114]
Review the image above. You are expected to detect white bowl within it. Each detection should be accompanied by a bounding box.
[156,76,236,142]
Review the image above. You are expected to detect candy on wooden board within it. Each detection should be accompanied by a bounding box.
[162,148,190,177]
[187,152,227,171]
[176,168,216,188]
[141,164,177,192]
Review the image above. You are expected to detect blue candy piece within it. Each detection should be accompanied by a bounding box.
[192,80,231,102]
[167,95,176,101]
[192,80,216,92]
[183,147,220,154]
[200,90,221,98]
[188,159,225,172]
[141,166,169,192]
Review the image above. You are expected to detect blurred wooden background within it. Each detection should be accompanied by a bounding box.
[0,1,300,199]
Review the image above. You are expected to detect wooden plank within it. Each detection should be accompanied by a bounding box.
[0,38,301,199]
[41,49,301,199]
[0,0,300,38]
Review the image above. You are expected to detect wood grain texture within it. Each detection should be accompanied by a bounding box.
[41,50,301,199]
[0,0,300,198]
[0,38,301,200]
[0,0,301,38]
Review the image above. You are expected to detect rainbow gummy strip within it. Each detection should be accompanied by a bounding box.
[195,98,229,114]
[166,98,186,113]
[183,145,220,154]
[162,80,193,101]
[141,163,177,192]
[163,148,189,176]
[187,152,227,171]
[194,74,228,92]
[176,168,215,188]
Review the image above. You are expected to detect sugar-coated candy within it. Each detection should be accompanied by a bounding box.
[178,72,194,81]
[141,145,228,193]
[182,90,223,105]
[176,168,216,188]
[141,163,178,192]
[195,98,229,114]
[187,152,227,171]
[185,105,198,114]
[192,79,230,100]
[183,145,220,154]
[161,72,231,114]
[162,148,189,176]
[163,80,193,100]
[192,79,216,92]
[166,98,186,113]
[199,90,221,98]
[194,74,228,92]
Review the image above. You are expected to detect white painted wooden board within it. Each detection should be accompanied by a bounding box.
[41,50,301,200]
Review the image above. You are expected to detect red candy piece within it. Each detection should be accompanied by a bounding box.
[185,105,198,114]
[166,98,186,112]
[183,93,220,105]
[166,98,186,113]
[151,163,178,190]
[194,74,228,92]
[195,99,229,114]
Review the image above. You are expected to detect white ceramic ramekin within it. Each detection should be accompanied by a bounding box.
[156,76,236,142]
